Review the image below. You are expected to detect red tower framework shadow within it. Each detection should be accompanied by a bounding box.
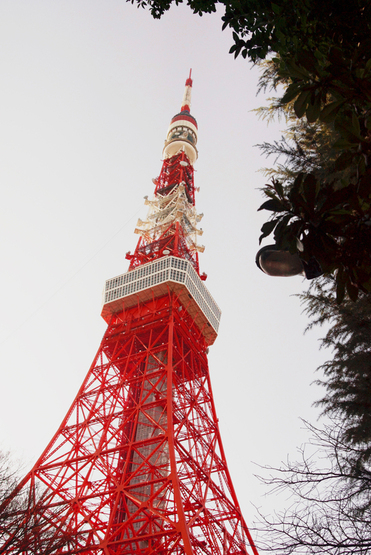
[0,73,259,555]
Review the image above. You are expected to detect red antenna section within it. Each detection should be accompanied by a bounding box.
[0,77,260,555]
[127,73,201,275]
[181,69,193,112]
[185,68,193,88]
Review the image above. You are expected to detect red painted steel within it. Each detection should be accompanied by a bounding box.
[0,78,259,555]
[0,296,258,554]
[126,150,199,274]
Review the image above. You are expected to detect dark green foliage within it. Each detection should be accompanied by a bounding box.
[257,41,371,301]
[301,281,371,457]
[258,166,371,302]
[128,0,371,64]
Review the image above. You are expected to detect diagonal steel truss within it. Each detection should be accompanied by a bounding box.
[0,294,258,555]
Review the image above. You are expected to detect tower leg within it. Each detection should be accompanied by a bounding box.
[0,294,257,555]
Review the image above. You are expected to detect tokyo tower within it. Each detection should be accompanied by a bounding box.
[0,73,259,555]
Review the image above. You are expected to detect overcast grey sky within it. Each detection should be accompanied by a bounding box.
[0,0,327,529]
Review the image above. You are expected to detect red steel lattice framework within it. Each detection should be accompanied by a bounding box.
[0,73,259,555]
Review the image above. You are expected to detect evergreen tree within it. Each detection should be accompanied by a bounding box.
[300,281,371,460]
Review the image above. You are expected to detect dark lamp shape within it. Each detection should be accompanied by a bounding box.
[256,245,305,277]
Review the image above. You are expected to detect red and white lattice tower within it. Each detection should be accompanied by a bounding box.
[0,73,259,555]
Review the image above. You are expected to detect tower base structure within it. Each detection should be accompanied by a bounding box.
[1,287,258,555]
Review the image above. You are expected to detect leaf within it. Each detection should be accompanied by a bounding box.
[328,46,346,68]
[273,214,294,244]
[358,154,366,176]
[294,90,310,118]
[335,116,362,143]
[333,151,354,172]
[318,185,354,214]
[319,100,344,123]
[296,50,317,74]
[262,188,278,199]
[357,173,371,197]
[306,95,321,123]
[285,60,310,80]
[258,198,286,212]
[271,3,281,14]
[351,112,361,137]
[327,63,348,80]
[259,218,279,243]
[332,138,355,149]
[234,46,242,59]
[336,268,346,304]
[346,280,359,301]
[281,82,301,104]
[289,174,309,212]
[302,173,318,208]
[273,180,284,198]
[365,58,371,73]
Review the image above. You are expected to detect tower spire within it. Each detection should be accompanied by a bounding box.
[181,68,192,112]
[126,74,202,274]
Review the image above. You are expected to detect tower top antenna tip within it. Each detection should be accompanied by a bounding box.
[185,68,192,87]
